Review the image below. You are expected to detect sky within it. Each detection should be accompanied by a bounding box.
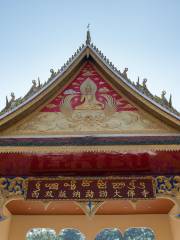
[0,0,179,111]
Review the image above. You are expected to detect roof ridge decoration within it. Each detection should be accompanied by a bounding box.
[0,30,179,119]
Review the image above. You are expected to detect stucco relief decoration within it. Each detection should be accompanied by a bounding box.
[0,177,25,219]
[0,177,25,197]
[156,176,180,198]
[14,63,160,134]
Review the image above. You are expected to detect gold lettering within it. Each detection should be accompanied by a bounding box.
[141,189,149,198]
[35,181,41,190]
[32,190,40,199]
[127,180,136,190]
[64,180,76,190]
[45,183,59,190]
[137,181,146,189]
[97,180,107,189]
[31,181,41,199]
[73,190,81,198]
[85,190,94,199]
[82,180,93,187]
[58,190,67,198]
[127,189,135,198]
[113,189,123,198]
[44,190,54,198]
[112,182,125,189]
[99,190,108,198]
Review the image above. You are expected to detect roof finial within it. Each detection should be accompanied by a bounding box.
[169,94,172,108]
[86,24,91,45]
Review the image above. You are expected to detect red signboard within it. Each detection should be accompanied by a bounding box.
[25,177,155,201]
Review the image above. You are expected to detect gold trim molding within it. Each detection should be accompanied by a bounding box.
[0,144,179,154]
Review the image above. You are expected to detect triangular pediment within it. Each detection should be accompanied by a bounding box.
[1,60,177,136]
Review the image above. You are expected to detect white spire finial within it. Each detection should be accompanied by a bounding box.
[87,23,90,31]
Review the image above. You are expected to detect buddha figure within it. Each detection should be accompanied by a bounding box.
[75,78,103,110]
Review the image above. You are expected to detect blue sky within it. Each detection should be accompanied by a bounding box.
[0,0,179,111]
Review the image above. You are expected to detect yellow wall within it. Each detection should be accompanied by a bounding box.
[0,208,11,240]
[0,217,11,240]
[8,214,172,240]
[170,216,180,240]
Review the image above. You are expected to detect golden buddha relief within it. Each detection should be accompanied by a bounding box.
[75,78,103,110]
[7,63,171,135]
[59,77,118,127]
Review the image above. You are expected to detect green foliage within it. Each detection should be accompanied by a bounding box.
[124,228,155,240]
[27,228,85,240]
[58,228,85,240]
[26,227,156,240]
[27,228,56,240]
[95,228,123,240]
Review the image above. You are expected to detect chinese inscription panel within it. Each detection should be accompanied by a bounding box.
[26,177,155,201]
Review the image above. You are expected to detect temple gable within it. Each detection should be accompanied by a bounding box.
[2,62,174,136]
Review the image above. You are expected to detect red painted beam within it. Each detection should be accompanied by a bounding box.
[0,151,180,176]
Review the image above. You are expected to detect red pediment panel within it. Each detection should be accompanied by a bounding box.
[42,62,137,113]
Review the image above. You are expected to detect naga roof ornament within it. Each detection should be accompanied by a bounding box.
[0,30,179,118]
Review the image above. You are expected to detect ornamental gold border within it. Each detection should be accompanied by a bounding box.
[0,144,180,154]
[24,176,156,201]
